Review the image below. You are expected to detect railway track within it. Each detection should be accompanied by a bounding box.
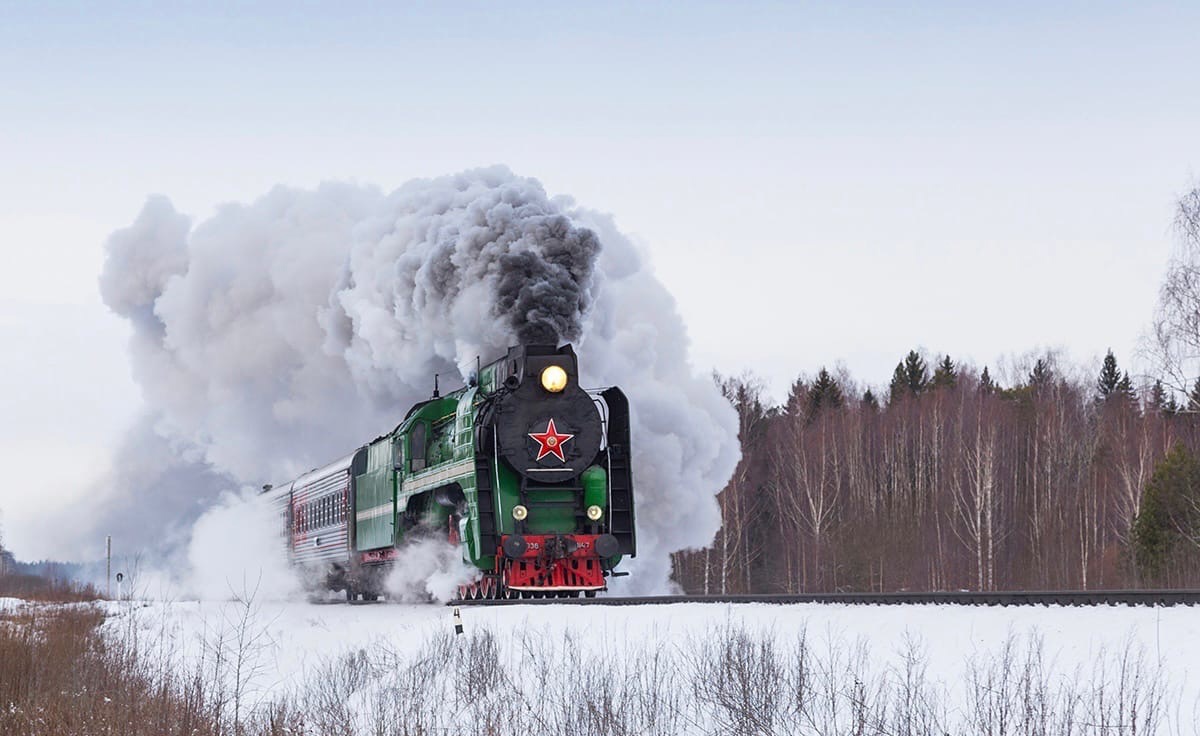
[450,590,1200,607]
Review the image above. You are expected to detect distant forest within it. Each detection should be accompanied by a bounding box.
[673,185,1200,593]
[672,349,1200,594]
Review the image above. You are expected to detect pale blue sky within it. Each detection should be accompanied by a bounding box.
[1,2,1198,556]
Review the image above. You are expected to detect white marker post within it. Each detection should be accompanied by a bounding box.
[453,607,464,635]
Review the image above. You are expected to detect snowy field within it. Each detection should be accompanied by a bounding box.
[100,597,1200,734]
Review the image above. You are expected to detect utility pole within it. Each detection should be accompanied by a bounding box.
[105,535,111,598]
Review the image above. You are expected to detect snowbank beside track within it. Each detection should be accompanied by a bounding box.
[99,598,1200,733]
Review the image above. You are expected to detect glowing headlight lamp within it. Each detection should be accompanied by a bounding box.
[586,505,604,521]
[512,505,529,521]
[540,365,568,393]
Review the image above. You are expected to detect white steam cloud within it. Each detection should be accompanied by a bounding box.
[98,166,738,594]
[385,538,481,603]
[186,489,300,601]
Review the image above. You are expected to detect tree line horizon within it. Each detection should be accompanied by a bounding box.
[672,183,1200,594]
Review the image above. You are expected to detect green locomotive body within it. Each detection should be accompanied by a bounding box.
[269,344,635,600]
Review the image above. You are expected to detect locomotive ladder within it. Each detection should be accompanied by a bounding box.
[601,388,636,556]
[474,455,500,555]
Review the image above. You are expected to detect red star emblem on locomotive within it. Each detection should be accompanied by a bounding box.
[529,418,575,462]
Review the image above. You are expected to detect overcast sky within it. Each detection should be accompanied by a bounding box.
[1,2,1198,559]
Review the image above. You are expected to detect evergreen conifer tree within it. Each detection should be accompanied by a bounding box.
[1133,444,1200,580]
[979,366,996,395]
[806,368,844,417]
[1189,377,1200,412]
[1096,350,1121,401]
[1028,358,1052,391]
[1149,380,1168,414]
[888,362,908,405]
[932,355,957,389]
[902,351,928,394]
[889,351,930,403]
[1117,371,1137,403]
[862,388,879,411]
[784,377,807,416]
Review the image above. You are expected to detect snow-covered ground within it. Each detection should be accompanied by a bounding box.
[106,598,1197,691]
[0,597,28,612]
[100,598,1200,731]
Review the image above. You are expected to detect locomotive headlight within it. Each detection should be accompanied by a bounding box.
[512,504,529,521]
[586,504,603,521]
[540,365,568,393]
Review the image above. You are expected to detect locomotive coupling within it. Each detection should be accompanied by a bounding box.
[542,534,578,560]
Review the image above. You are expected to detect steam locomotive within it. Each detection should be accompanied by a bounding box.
[264,344,636,600]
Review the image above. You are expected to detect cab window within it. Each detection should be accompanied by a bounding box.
[410,423,427,472]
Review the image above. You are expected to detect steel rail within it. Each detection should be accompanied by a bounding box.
[449,590,1200,607]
